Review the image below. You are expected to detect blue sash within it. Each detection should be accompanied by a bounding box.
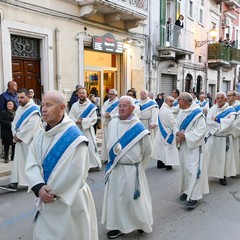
[140,100,158,111]
[106,122,146,173]
[180,108,203,131]
[158,117,174,145]
[135,99,140,105]
[234,105,240,114]
[106,100,119,113]
[199,100,207,107]
[215,107,236,123]
[173,100,178,107]
[42,125,84,183]
[80,103,96,118]
[195,100,200,105]
[15,105,40,131]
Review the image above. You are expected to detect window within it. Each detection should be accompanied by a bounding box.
[199,55,202,63]
[189,0,193,18]
[199,9,203,24]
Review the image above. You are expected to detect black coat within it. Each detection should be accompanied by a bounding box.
[0,109,15,145]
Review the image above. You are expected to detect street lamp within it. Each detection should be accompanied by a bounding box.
[195,26,218,48]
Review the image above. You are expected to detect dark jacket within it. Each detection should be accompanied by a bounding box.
[0,109,15,144]
[0,90,19,112]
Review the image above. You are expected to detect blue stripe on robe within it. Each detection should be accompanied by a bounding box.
[200,101,207,107]
[234,105,240,114]
[140,100,158,111]
[106,122,146,172]
[15,105,40,130]
[180,108,203,131]
[43,125,84,183]
[80,103,96,118]
[158,117,174,145]
[173,100,178,107]
[106,100,119,113]
[215,107,236,123]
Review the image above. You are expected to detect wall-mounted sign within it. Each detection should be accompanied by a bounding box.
[93,33,123,54]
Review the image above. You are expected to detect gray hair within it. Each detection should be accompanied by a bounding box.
[109,88,117,95]
[44,90,67,107]
[216,91,226,98]
[119,95,135,106]
[179,92,193,104]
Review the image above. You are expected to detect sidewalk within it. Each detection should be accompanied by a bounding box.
[0,129,103,178]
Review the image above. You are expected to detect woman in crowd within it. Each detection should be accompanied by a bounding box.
[0,100,17,163]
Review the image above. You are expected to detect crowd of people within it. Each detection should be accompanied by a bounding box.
[1,82,240,239]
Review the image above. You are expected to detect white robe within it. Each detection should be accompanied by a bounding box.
[139,97,158,142]
[152,102,179,166]
[25,114,98,240]
[100,97,119,161]
[172,98,179,119]
[176,104,209,201]
[102,116,153,234]
[205,103,237,178]
[199,100,209,116]
[69,99,102,169]
[11,101,42,186]
[231,102,240,174]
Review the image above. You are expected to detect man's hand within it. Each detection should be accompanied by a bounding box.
[38,185,55,203]
[150,123,156,129]
[105,113,111,119]
[177,131,185,142]
[13,135,22,143]
[76,118,82,124]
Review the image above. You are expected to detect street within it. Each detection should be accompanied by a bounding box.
[1,159,240,240]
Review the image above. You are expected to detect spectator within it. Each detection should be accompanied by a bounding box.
[0,81,19,111]
[28,89,41,106]
[0,100,17,163]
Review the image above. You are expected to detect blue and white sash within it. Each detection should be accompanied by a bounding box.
[106,100,119,113]
[215,107,236,123]
[140,100,158,112]
[234,105,240,115]
[173,100,178,107]
[180,108,203,131]
[195,100,200,105]
[134,99,140,105]
[42,125,86,183]
[104,122,149,183]
[158,117,174,145]
[15,105,40,131]
[199,100,208,107]
[80,103,97,118]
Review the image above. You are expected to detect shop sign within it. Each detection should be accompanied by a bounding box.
[93,33,123,53]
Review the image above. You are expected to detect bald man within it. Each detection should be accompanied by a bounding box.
[25,90,98,240]
[152,96,179,170]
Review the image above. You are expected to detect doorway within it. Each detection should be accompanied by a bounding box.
[84,68,117,107]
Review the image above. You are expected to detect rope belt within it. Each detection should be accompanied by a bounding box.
[213,134,231,152]
[118,162,141,200]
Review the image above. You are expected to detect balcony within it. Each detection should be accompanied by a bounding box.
[74,0,148,30]
[208,43,240,68]
[157,25,194,60]
[223,0,240,8]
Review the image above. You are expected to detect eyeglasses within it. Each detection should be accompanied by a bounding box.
[226,95,233,97]
[119,104,131,108]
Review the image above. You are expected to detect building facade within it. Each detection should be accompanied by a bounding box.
[0,0,149,105]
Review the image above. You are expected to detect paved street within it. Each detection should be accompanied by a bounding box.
[1,157,240,240]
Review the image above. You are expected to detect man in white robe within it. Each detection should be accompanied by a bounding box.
[139,89,158,142]
[176,92,209,209]
[152,96,179,170]
[101,88,119,163]
[25,90,98,240]
[205,92,237,185]
[0,88,41,192]
[69,88,102,170]
[198,93,209,116]
[227,90,240,175]
[102,96,153,239]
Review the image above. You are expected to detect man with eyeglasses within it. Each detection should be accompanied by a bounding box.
[227,90,240,176]
[102,95,153,239]
[205,92,237,186]
[101,89,119,164]
[175,92,209,209]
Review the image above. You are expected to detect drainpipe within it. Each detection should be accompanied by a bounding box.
[76,34,85,87]
[55,28,61,91]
